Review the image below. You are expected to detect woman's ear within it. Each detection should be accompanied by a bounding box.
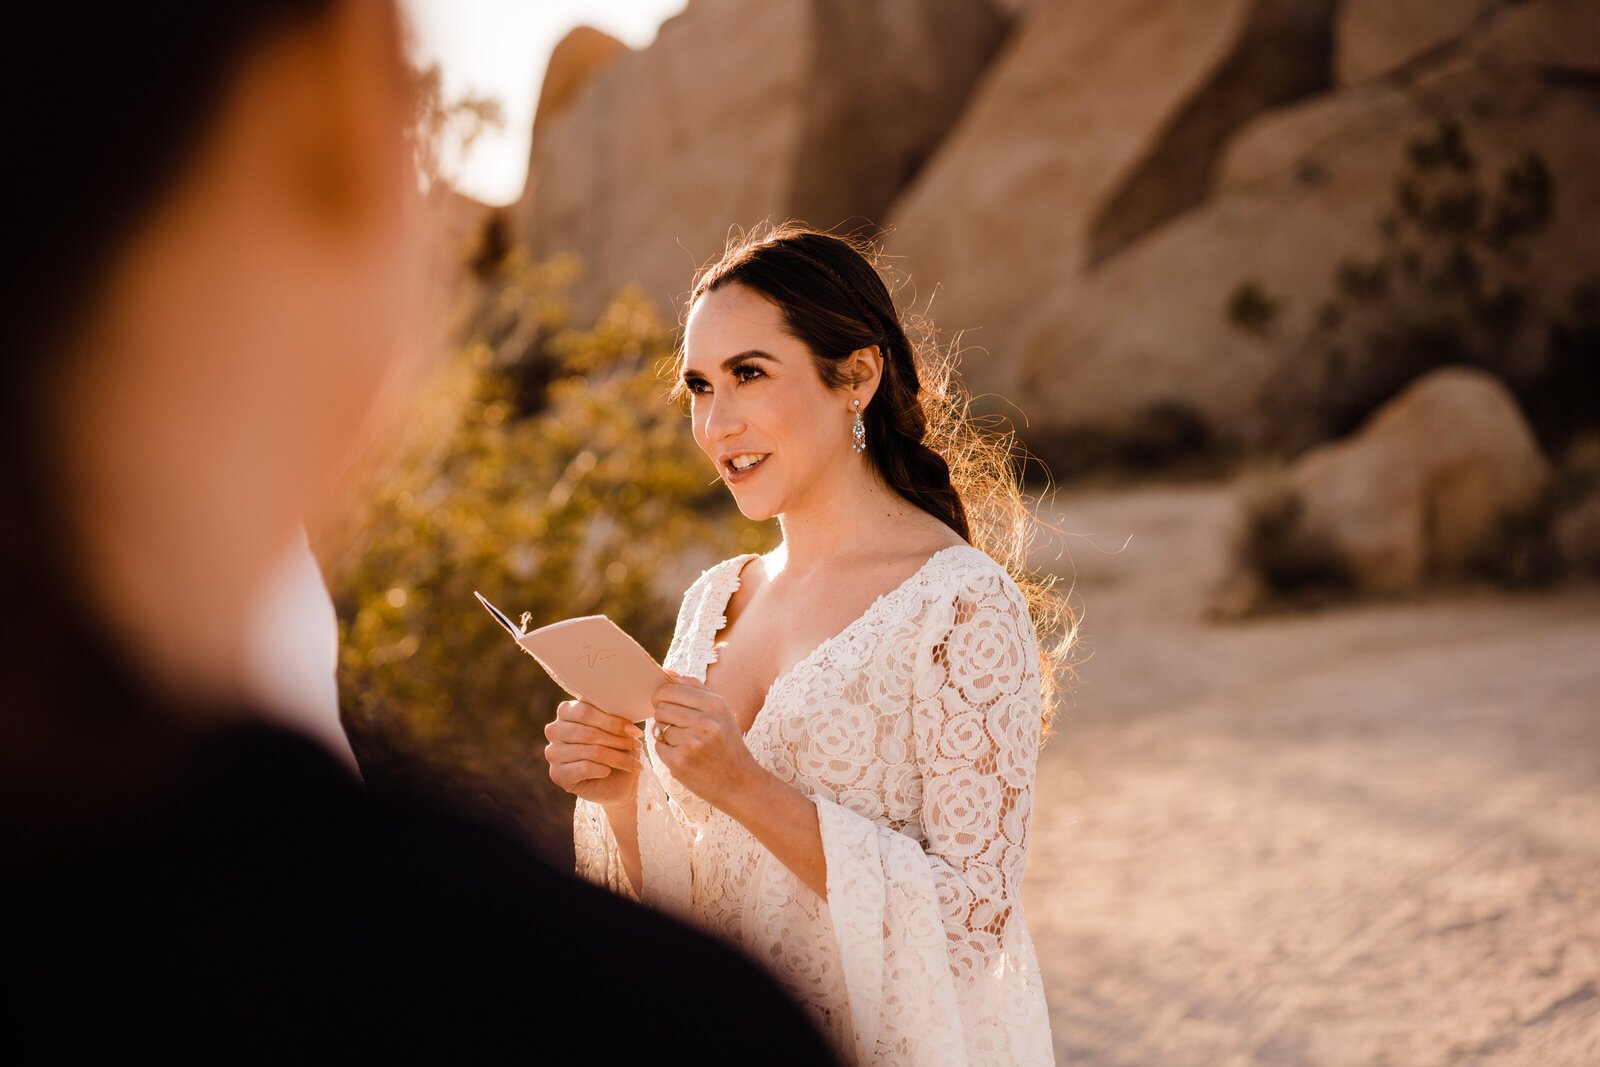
[846,344,885,406]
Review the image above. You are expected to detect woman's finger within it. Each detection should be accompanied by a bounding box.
[651,724,691,754]
[551,759,623,786]
[649,701,708,731]
[545,719,639,750]
[546,741,640,774]
[651,683,720,718]
[557,699,643,738]
[651,714,715,750]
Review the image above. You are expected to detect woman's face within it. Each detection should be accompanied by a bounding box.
[681,283,858,522]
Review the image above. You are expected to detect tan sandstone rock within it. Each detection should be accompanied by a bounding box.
[1334,0,1500,86]
[516,0,1005,324]
[1554,486,1600,574]
[1473,0,1600,70]
[530,27,627,145]
[1017,0,1600,462]
[1287,367,1550,593]
[883,0,1338,403]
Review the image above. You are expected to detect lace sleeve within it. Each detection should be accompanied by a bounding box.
[573,798,637,900]
[573,560,732,912]
[811,563,1049,1064]
[912,575,1044,996]
[572,774,695,920]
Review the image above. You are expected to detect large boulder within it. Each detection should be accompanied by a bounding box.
[1285,367,1550,593]
[1016,0,1600,463]
[529,27,627,146]
[1554,485,1600,574]
[883,0,1338,402]
[1477,0,1600,70]
[516,0,1006,323]
[1334,0,1501,86]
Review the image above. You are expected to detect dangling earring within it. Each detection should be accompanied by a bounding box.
[852,399,866,454]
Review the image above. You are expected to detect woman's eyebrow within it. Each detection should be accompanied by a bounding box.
[721,350,776,371]
[680,350,778,379]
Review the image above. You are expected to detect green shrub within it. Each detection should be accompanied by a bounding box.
[1234,117,1598,452]
[1229,467,1350,607]
[329,267,772,859]
[1227,280,1283,334]
[1306,120,1556,441]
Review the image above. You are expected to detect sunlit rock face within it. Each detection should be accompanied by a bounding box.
[1012,0,1600,465]
[883,0,1337,403]
[1288,367,1551,593]
[1333,0,1502,87]
[516,0,1006,324]
[505,0,1599,472]
[530,26,628,146]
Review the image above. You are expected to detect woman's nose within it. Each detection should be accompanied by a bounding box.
[701,393,744,442]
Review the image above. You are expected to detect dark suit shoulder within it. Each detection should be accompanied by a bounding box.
[10,724,839,1064]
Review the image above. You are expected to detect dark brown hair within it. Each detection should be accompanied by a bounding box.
[688,225,969,540]
[683,222,1076,725]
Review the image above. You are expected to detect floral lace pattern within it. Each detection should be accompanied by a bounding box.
[575,546,1053,1065]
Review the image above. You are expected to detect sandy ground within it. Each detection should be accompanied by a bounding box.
[1021,482,1600,1066]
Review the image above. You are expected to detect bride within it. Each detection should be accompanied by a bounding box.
[544,225,1069,1065]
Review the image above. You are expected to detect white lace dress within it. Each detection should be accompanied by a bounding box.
[574,545,1054,1065]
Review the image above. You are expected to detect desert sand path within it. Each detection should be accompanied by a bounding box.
[1023,483,1600,1066]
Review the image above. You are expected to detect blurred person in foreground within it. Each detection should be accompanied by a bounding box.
[0,2,837,1060]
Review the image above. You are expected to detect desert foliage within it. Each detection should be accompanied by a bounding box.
[328,259,771,855]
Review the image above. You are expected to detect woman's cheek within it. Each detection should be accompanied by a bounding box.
[690,412,712,457]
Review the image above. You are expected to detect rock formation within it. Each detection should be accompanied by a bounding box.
[516,0,1006,324]
[1284,367,1550,592]
[1554,486,1600,574]
[1015,0,1600,464]
[529,26,627,146]
[1333,0,1502,85]
[497,0,1598,475]
[882,0,1340,402]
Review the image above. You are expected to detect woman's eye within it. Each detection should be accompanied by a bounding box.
[682,378,709,395]
[732,364,764,384]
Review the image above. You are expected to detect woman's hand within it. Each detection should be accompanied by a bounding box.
[650,671,764,810]
[544,699,644,811]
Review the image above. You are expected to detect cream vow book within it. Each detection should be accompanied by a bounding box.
[474,592,668,724]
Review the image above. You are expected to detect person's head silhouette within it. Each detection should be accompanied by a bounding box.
[3,1,417,758]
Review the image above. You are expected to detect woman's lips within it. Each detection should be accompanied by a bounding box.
[722,453,768,483]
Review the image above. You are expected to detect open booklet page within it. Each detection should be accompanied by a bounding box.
[476,593,667,723]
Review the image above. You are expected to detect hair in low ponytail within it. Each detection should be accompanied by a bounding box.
[682,222,1075,728]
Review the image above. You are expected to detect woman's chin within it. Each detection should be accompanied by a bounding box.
[728,490,778,524]
[733,501,776,523]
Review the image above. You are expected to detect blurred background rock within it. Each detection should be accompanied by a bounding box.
[330,2,1599,1058]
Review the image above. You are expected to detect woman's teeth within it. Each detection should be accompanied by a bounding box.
[729,454,765,471]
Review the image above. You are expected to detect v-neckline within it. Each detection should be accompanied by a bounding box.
[706,544,972,738]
